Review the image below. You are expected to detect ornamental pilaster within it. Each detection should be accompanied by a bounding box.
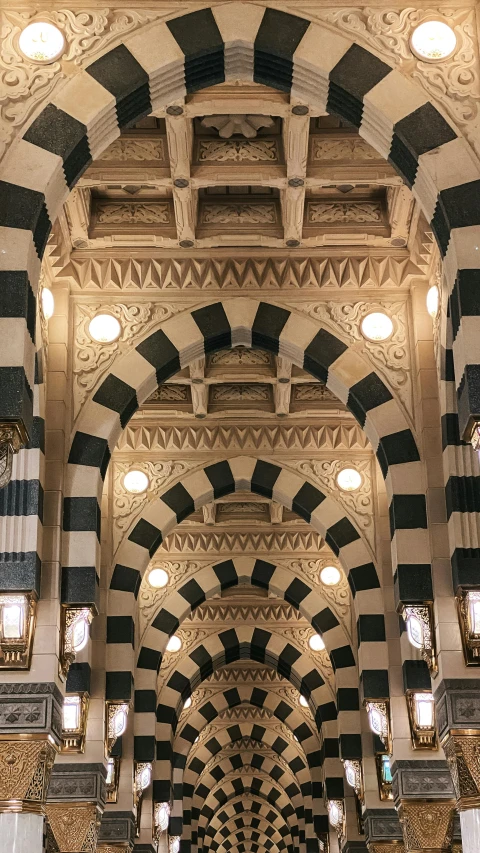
[435,679,480,811]
[46,763,106,852]
[392,761,456,853]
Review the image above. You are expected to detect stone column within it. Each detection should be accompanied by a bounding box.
[363,808,405,852]
[97,811,135,851]
[0,683,62,853]
[435,679,480,853]
[392,761,456,853]
[45,763,105,852]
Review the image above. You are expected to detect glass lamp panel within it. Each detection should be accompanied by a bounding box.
[106,758,115,785]
[414,693,434,727]
[381,755,392,783]
[368,706,384,737]
[113,707,127,737]
[63,696,81,731]
[406,611,425,649]
[468,593,480,635]
[2,602,24,639]
[72,614,89,652]
[328,802,340,827]
[345,762,357,789]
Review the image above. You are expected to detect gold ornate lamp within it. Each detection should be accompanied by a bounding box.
[0,423,26,489]
[134,761,152,835]
[0,592,36,669]
[402,604,437,674]
[457,589,480,664]
[327,799,345,845]
[154,801,171,842]
[105,701,129,755]
[375,753,393,801]
[105,755,120,803]
[406,691,437,749]
[366,701,392,752]
[61,693,89,753]
[60,606,94,677]
[343,759,364,804]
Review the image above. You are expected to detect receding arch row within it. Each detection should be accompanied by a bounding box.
[202,798,294,853]
[107,459,386,708]
[64,298,429,602]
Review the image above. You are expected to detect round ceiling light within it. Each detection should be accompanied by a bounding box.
[41,288,54,320]
[299,695,309,708]
[426,285,439,319]
[320,566,341,587]
[183,697,192,710]
[148,568,169,589]
[123,470,149,494]
[167,634,182,653]
[19,21,65,63]
[361,312,393,342]
[336,468,362,492]
[88,313,121,343]
[309,633,325,652]
[410,20,457,62]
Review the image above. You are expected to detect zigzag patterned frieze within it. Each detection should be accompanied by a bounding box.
[188,602,305,623]
[157,531,327,554]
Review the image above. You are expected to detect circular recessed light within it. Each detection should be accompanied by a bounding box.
[426,285,439,319]
[293,734,299,742]
[88,314,121,343]
[410,20,456,62]
[148,568,169,589]
[309,633,325,652]
[19,21,65,63]
[123,470,149,494]
[167,634,182,653]
[183,697,192,710]
[361,312,393,342]
[336,468,362,492]
[299,695,309,708]
[320,566,341,587]
[41,288,54,320]
[194,735,199,743]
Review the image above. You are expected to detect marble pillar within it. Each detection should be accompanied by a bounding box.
[0,813,44,853]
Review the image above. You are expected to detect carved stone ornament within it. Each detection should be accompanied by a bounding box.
[45,802,99,852]
[311,137,380,162]
[73,301,191,419]
[442,731,480,809]
[94,201,172,226]
[397,801,455,852]
[197,139,279,163]
[0,738,56,812]
[307,201,383,224]
[200,202,278,226]
[200,114,274,139]
[98,137,166,162]
[368,845,406,853]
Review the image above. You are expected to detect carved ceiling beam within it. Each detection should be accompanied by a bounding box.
[282,111,309,246]
[165,113,196,247]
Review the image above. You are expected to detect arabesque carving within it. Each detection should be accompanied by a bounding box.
[442,732,480,808]
[287,298,411,412]
[157,530,327,554]
[45,803,98,852]
[311,137,379,161]
[201,203,278,226]
[73,300,191,418]
[95,201,171,225]
[197,139,279,163]
[98,137,166,162]
[307,201,383,224]
[397,800,455,852]
[0,7,173,159]
[0,738,56,809]
[113,459,198,552]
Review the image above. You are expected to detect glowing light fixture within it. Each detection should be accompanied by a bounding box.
[183,697,192,710]
[320,565,341,586]
[426,285,439,318]
[148,568,169,589]
[167,634,182,653]
[41,288,54,320]
[410,20,457,62]
[154,802,171,835]
[106,701,129,753]
[62,693,89,753]
[366,701,391,750]
[375,753,393,800]
[60,607,93,677]
[299,695,309,708]
[343,759,364,803]
[88,313,122,344]
[106,756,120,803]
[456,589,480,664]
[402,604,437,673]
[123,470,149,494]
[361,312,393,342]
[19,21,65,63]
[0,593,36,669]
[170,838,181,853]
[327,799,344,838]
[406,691,437,749]
[309,633,325,652]
[336,468,362,492]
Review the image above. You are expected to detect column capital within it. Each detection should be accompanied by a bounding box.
[0,682,63,744]
[0,737,56,814]
[363,808,404,850]
[391,760,455,804]
[397,800,456,853]
[47,763,106,808]
[45,802,99,852]
[434,678,480,809]
[98,811,135,850]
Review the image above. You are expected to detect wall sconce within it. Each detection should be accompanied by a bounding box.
[318,833,330,853]
[406,691,437,749]
[366,701,391,751]
[154,802,171,840]
[402,604,437,673]
[457,589,480,664]
[105,701,129,754]
[327,800,345,842]
[375,753,393,801]
[0,593,36,669]
[106,755,120,803]
[134,762,152,836]
[343,759,364,804]
[61,693,89,753]
[60,606,93,677]
[169,837,181,853]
